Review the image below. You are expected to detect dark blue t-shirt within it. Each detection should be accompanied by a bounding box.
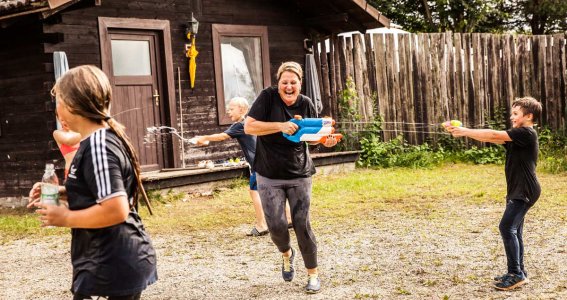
[224,120,257,171]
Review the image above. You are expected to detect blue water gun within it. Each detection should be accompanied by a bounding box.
[283,117,343,143]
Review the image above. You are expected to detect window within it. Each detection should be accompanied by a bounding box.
[212,24,271,124]
[111,40,152,76]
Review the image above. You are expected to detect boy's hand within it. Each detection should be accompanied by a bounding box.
[192,136,209,146]
[447,126,469,138]
[196,136,206,145]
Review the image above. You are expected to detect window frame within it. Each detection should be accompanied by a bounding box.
[212,24,271,125]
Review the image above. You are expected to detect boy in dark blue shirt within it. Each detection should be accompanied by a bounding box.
[193,97,291,236]
[447,97,542,291]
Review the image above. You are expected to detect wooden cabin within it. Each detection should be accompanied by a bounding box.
[0,0,389,206]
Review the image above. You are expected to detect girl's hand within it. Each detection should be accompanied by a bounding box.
[35,202,70,227]
[27,182,42,209]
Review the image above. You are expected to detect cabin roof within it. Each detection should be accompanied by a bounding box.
[0,0,389,33]
[0,0,48,17]
[292,0,390,34]
[0,0,80,21]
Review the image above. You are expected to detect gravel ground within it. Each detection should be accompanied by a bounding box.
[1,199,566,300]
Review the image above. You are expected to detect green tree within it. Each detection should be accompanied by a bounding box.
[369,0,509,33]
[511,0,567,34]
[369,0,567,34]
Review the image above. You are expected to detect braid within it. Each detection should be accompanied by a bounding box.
[106,118,153,215]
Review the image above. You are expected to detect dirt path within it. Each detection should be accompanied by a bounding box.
[1,198,566,300]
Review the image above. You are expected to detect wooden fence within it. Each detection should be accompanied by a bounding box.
[313,32,567,143]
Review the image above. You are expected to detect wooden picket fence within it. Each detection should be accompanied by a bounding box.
[313,32,567,143]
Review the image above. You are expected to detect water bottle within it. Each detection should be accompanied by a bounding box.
[41,163,59,206]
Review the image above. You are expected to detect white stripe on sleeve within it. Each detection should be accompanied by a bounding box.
[91,129,111,199]
[100,129,111,196]
[90,133,102,199]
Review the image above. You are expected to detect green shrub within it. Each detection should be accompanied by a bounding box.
[358,127,566,173]
[538,127,567,173]
[358,134,505,168]
[336,81,565,173]
[462,146,505,164]
[358,135,442,168]
[335,78,380,152]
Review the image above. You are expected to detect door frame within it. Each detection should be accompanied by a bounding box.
[98,17,180,169]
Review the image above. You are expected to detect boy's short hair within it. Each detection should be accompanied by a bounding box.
[512,97,542,123]
[229,97,249,111]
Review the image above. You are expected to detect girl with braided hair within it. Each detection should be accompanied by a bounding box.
[28,65,157,300]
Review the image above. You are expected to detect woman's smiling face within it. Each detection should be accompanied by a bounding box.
[278,71,301,106]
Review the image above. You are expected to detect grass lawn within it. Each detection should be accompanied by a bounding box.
[1,163,566,299]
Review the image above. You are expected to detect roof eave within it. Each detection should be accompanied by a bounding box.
[351,0,390,29]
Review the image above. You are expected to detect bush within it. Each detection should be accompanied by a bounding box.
[335,78,379,152]
[462,146,505,165]
[358,126,566,173]
[358,134,506,168]
[358,135,442,168]
[538,127,567,173]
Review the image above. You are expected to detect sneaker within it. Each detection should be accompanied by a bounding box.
[494,273,513,282]
[494,271,529,282]
[305,274,321,294]
[494,273,527,291]
[281,248,295,282]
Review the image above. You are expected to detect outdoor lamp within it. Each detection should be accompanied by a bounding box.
[185,13,199,89]
[185,13,199,41]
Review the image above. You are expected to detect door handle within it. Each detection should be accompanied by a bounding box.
[153,89,160,106]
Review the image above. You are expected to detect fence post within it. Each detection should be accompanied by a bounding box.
[329,35,337,119]
[558,33,567,132]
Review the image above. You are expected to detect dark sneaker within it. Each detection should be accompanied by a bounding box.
[494,273,513,282]
[494,273,528,291]
[494,270,528,282]
[305,274,321,294]
[281,247,295,282]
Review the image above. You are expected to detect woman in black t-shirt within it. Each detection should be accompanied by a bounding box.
[28,65,157,299]
[245,61,338,294]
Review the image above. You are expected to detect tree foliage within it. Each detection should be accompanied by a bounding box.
[369,0,567,34]
[512,0,567,34]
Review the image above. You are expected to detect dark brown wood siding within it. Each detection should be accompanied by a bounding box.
[44,0,307,164]
[0,0,309,198]
[0,21,55,197]
[182,1,306,164]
